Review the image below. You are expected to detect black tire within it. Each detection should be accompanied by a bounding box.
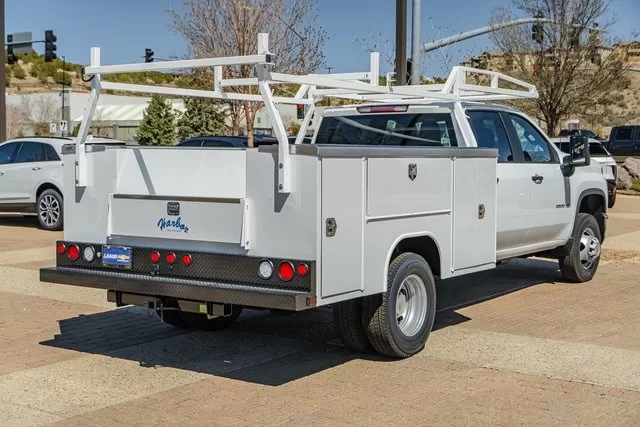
[158,306,243,331]
[608,189,616,209]
[36,188,63,231]
[332,298,374,353]
[559,213,602,283]
[361,252,436,358]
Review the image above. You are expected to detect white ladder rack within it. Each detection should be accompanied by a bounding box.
[76,32,538,194]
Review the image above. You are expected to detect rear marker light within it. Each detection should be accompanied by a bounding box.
[357,105,408,114]
[56,243,66,255]
[279,261,294,281]
[182,254,193,266]
[258,260,274,280]
[166,253,176,265]
[83,246,96,263]
[296,263,309,277]
[151,251,161,263]
[67,244,80,261]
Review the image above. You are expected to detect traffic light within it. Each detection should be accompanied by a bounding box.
[296,104,304,119]
[145,48,154,63]
[44,30,57,62]
[532,23,543,44]
[6,34,17,65]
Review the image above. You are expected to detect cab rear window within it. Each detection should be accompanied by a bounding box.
[315,113,458,147]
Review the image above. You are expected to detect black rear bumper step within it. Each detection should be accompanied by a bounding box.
[40,267,316,311]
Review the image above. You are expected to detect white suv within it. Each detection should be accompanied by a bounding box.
[0,136,124,230]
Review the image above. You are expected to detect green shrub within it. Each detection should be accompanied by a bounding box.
[54,71,72,86]
[632,179,640,193]
[13,64,26,79]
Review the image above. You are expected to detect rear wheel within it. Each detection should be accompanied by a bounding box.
[36,189,63,231]
[332,298,374,353]
[361,253,436,358]
[559,213,601,282]
[158,306,243,331]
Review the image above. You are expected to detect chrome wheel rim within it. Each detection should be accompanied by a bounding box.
[396,274,428,337]
[39,195,60,227]
[579,227,600,270]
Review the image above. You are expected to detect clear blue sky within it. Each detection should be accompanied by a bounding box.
[6,0,638,77]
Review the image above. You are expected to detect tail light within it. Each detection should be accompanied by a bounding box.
[182,254,192,266]
[166,253,176,265]
[296,263,309,277]
[67,244,80,261]
[151,251,161,263]
[278,261,294,281]
[56,243,66,255]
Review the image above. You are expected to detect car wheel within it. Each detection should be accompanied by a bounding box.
[559,213,601,283]
[361,252,436,358]
[36,189,63,231]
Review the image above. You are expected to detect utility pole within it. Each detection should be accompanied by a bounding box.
[395,0,407,86]
[0,0,6,141]
[410,0,421,85]
[61,56,65,137]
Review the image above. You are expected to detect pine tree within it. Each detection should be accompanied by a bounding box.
[176,97,229,141]
[136,94,177,145]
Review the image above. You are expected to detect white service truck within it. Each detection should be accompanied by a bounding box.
[40,34,608,358]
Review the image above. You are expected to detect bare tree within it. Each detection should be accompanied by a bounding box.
[18,94,58,135]
[489,0,631,135]
[168,0,326,146]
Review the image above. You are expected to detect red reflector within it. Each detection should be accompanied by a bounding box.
[56,243,66,255]
[67,244,80,261]
[151,251,161,263]
[279,261,294,281]
[166,253,176,265]
[357,105,408,114]
[296,263,309,277]
[182,254,192,266]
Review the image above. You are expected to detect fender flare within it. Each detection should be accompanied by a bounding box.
[383,232,443,291]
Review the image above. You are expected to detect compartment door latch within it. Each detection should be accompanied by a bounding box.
[326,218,337,237]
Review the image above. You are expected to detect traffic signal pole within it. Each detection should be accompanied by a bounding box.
[0,0,6,141]
[395,0,407,86]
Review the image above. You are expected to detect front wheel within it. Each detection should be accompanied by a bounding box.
[36,189,63,231]
[361,252,436,358]
[559,213,602,282]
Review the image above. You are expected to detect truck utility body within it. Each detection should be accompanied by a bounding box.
[41,33,608,358]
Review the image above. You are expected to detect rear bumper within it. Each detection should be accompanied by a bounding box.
[40,267,316,311]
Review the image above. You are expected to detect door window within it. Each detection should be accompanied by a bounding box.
[15,142,46,163]
[508,115,553,163]
[44,144,61,161]
[615,127,633,141]
[0,142,20,165]
[467,111,513,162]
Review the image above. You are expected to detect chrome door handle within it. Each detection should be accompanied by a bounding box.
[531,174,544,184]
[32,166,42,171]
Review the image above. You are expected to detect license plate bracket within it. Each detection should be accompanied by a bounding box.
[101,245,133,269]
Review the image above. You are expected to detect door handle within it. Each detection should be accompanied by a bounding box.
[32,166,42,171]
[531,174,544,184]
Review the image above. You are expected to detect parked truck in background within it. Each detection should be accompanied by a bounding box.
[39,34,608,359]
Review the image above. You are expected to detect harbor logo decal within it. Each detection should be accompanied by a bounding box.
[157,216,190,233]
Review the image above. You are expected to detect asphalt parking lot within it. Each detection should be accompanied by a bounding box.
[1,198,640,426]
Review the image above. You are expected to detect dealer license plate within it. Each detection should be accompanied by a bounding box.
[101,245,132,268]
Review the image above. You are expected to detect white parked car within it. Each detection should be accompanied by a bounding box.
[0,136,125,230]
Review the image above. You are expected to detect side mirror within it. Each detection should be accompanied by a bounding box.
[569,134,590,166]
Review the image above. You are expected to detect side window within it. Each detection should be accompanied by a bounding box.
[467,111,513,162]
[177,139,202,147]
[44,144,61,161]
[508,114,553,163]
[0,142,20,165]
[615,127,633,141]
[15,142,46,163]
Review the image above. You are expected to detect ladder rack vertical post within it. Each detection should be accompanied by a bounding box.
[370,52,380,86]
[75,47,102,189]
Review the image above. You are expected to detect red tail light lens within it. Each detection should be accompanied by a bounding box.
[279,261,294,281]
[296,263,309,277]
[182,254,192,266]
[67,244,80,261]
[56,243,66,255]
[166,253,176,265]
[151,251,161,263]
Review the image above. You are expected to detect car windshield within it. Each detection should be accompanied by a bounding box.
[315,113,458,147]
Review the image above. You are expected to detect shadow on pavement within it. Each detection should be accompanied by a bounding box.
[40,257,563,386]
[0,214,38,228]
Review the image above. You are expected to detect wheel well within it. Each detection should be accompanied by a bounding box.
[579,193,606,242]
[36,183,62,199]
[392,236,441,277]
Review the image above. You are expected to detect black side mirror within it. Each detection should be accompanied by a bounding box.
[569,134,590,166]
